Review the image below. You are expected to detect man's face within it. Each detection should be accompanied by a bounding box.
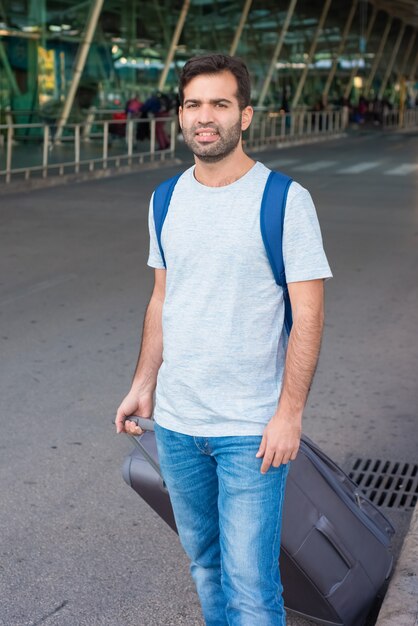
[179,71,253,163]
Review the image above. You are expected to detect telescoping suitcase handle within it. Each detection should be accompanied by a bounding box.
[124,416,155,431]
[123,416,162,478]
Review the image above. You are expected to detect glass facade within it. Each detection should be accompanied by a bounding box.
[0,0,417,120]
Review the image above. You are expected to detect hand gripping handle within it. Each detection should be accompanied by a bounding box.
[124,416,155,431]
[123,416,161,477]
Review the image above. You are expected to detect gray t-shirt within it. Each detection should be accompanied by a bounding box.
[147,162,332,436]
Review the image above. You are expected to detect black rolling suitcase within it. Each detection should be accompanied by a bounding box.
[122,418,395,626]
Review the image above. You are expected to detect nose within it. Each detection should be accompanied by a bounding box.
[197,103,214,125]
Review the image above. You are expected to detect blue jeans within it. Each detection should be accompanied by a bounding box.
[154,423,289,626]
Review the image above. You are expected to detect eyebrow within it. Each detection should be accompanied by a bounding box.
[183,98,233,105]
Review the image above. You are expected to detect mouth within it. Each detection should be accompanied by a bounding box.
[194,129,219,143]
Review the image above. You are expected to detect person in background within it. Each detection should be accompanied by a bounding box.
[125,94,142,117]
[155,93,172,150]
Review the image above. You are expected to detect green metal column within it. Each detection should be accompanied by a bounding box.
[152,0,171,47]
[0,40,21,96]
[29,0,47,42]
[397,30,416,82]
[158,0,191,91]
[27,0,46,106]
[322,0,358,99]
[55,0,105,141]
[127,0,137,87]
[291,0,333,109]
[343,4,377,100]
[363,13,393,97]
[229,0,253,56]
[408,44,418,82]
[377,22,406,99]
[257,0,298,108]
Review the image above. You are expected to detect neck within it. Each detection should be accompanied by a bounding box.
[193,146,255,187]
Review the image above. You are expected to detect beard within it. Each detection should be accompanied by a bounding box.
[181,119,242,163]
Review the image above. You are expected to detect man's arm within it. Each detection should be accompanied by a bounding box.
[256,279,325,472]
[115,269,166,434]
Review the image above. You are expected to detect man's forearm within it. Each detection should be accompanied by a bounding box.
[131,295,163,395]
[276,309,324,420]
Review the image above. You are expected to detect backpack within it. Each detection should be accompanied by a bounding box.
[153,170,294,335]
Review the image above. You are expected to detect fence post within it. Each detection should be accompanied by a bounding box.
[43,125,50,178]
[249,115,255,145]
[170,119,176,155]
[260,116,266,145]
[6,107,14,144]
[103,121,108,169]
[6,124,13,183]
[150,119,156,160]
[75,124,80,173]
[82,106,96,140]
[127,119,133,164]
[290,114,296,137]
[271,116,277,141]
[298,113,304,135]
[281,113,286,139]
[307,111,312,135]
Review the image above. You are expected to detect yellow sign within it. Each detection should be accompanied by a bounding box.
[38,46,56,104]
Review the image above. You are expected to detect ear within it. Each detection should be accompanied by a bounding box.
[241,106,253,131]
[178,106,183,129]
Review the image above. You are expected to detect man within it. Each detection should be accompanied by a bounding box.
[116,54,332,626]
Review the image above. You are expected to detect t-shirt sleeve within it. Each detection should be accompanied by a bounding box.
[283,182,333,283]
[147,193,166,269]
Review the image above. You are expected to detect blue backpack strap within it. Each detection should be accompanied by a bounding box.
[260,171,293,335]
[153,172,183,268]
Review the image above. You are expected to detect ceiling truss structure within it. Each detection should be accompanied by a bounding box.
[0,0,417,109]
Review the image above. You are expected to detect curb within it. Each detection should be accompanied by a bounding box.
[0,157,182,196]
[375,501,418,625]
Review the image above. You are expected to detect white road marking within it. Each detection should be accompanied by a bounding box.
[385,164,418,176]
[293,160,336,172]
[338,162,381,174]
[264,158,300,168]
[262,159,417,177]
[0,274,77,307]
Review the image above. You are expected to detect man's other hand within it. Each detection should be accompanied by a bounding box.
[256,415,301,473]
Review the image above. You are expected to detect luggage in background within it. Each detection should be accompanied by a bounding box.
[122,419,395,626]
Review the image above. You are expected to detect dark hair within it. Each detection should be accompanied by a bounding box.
[179,54,251,110]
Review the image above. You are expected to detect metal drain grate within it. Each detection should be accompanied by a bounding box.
[349,458,418,510]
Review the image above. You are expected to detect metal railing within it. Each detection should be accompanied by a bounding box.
[0,116,177,184]
[0,109,348,185]
[244,109,347,150]
[382,108,418,130]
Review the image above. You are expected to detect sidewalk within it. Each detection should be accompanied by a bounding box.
[375,502,418,626]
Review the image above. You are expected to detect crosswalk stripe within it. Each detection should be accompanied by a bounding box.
[293,160,336,172]
[262,158,417,176]
[264,158,299,168]
[337,162,381,174]
[385,164,418,176]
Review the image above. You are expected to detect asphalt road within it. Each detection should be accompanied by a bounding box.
[0,130,417,626]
